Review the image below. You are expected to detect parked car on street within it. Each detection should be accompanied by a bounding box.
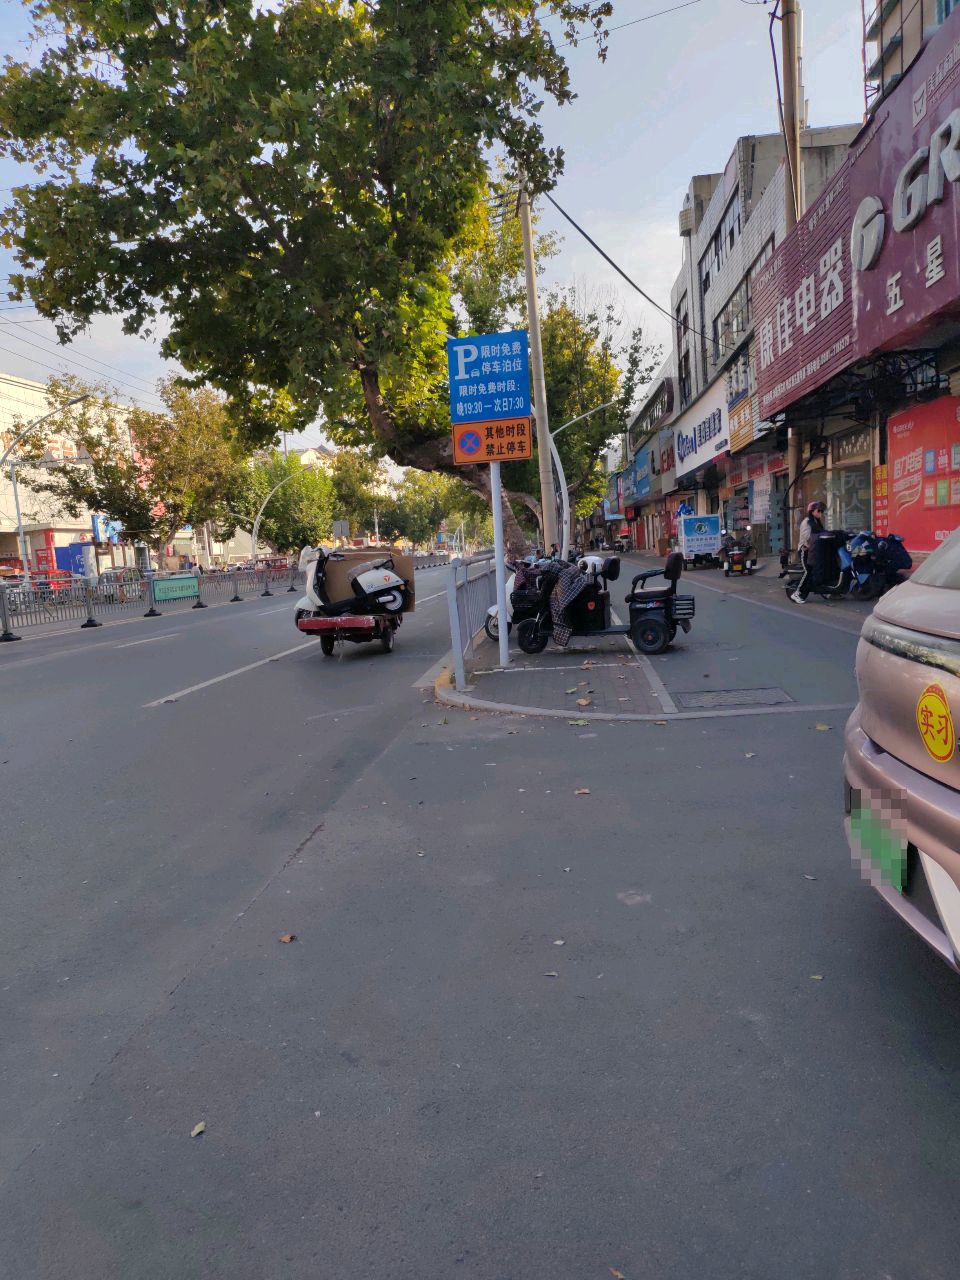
[98,566,144,602]
[845,529,960,973]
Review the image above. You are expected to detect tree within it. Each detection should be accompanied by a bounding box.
[0,0,612,546]
[328,451,386,539]
[378,470,488,549]
[502,288,661,529]
[24,376,248,552]
[229,451,333,553]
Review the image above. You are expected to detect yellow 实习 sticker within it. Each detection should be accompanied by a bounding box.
[917,682,956,763]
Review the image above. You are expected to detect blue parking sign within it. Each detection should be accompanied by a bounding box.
[447,329,531,424]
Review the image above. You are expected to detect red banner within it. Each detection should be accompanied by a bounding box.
[887,397,960,552]
[755,11,960,418]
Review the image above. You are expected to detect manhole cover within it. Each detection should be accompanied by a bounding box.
[674,687,794,709]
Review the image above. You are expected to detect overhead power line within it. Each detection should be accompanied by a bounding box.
[562,0,706,46]
[0,316,160,397]
[0,334,165,409]
[541,190,713,345]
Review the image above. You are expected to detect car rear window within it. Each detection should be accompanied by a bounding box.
[911,528,960,589]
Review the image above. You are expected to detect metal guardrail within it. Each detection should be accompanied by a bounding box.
[445,551,497,691]
[0,566,304,641]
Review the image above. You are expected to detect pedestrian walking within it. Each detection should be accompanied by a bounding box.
[791,501,826,604]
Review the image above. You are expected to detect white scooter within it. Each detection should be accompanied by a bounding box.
[295,545,411,656]
[484,557,551,642]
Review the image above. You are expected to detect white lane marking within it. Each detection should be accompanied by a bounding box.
[610,605,679,715]
[116,632,180,649]
[143,641,321,707]
[416,590,448,604]
[255,605,290,615]
[304,703,377,722]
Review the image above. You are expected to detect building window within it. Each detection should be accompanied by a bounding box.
[678,352,692,406]
[938,1,957,23]
[698,190,741,302]
[675,295,689,352]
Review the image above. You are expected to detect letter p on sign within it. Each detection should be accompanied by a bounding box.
[453,344,478,381]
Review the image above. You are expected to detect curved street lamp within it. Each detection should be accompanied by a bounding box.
[549,400,617,559]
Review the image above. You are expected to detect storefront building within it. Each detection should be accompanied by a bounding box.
[671,377,731,519]
[753,8,960,555]
[720,339,788,553]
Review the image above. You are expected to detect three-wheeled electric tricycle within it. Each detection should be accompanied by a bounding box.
[515,551,695,656]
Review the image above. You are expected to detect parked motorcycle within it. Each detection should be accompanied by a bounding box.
[720,530,757,577]
[294,545,411,655]
[516,551,695,656]
[783,529,912,603]
[484,557,550,642]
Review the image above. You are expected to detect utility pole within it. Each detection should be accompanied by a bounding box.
[519,177,558,552]
[781,0,804,545]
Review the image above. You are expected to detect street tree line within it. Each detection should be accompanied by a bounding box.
[19,377,491,554]
[0,0,660,554]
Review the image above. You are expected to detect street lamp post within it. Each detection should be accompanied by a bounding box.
[549,401,617,559]
[0,394,91,582]
[250,471,303,562]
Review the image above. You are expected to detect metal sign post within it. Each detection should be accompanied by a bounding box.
[446,328,535,671]
[489,462,511,670]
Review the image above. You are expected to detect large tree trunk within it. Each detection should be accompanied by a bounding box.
[358,364,531,556]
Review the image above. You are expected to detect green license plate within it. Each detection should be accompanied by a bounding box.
[850,807,908,892]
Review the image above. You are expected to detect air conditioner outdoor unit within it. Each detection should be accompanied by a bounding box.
[678,206,694,237]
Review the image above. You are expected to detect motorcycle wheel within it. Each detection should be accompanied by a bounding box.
[631,615,670,655]
[517,618,549,654]
[380,625,395,653]
[320,635,336,656]
[484,615,512,642]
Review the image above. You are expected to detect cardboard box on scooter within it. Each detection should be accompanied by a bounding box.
[324,547,416,612]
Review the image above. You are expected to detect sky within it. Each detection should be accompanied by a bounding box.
[0,0,866,445]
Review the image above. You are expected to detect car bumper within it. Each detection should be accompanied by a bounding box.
[844,708,960,971]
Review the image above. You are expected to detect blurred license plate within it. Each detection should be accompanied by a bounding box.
[850,806,908,892]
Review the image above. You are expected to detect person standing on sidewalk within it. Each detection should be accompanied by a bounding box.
[791,501,826,604]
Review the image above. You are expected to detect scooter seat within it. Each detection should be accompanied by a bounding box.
[626,587,673,603]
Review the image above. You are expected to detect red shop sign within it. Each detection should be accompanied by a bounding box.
[755,11,960,419]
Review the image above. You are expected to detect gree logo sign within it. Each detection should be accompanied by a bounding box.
[852,108,960,271]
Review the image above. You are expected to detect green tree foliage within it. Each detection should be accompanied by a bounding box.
[25,376,248,551]
[502,288,661,523]
[0,0,612,496]
[229,451,333,553]
[328,450,386,539]
[379,470,490,549]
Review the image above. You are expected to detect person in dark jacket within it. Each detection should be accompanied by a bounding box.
[791,501,826,603]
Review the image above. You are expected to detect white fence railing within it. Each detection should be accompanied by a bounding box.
[445,552,497,691]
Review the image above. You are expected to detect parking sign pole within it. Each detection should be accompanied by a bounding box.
[490,461,511,670]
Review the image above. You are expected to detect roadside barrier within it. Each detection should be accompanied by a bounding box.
[414,552,450,569]
[0,566,304,640]
[445,551,497,691]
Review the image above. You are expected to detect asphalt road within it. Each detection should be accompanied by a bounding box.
[2,566,959,1279]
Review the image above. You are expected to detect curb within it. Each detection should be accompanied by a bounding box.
[432,669,853,725]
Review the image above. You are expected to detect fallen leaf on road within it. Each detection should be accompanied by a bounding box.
[745,752,756,759]
[810,974,824,981]
[574,788,591,796]
[815,723,832,731]
[507,729,518,735]
[568,719,589,727]
[610,1269,626,1279]
[190,1122,206,1138]
[653,720,668,726]
[565,688,578,695]
[553,939,565,946]
[576,698,592,707]
[470,716,480,721]
[543,971,559,978]
[563,867,571,873]
[279,933,297,944]
[582,660,595,668]
[803,874,817,881]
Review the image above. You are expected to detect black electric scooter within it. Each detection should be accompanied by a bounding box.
[516,551,694,656]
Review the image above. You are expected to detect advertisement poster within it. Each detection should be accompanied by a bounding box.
[887,397,960,551]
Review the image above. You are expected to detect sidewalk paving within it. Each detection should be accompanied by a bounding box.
[440,553,873,721]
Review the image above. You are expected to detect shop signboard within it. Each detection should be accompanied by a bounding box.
[634,445,653,501]
[755,10,960,419]
[887,396,960,551]
[673,380,729,479]
[658,429,676,494]
[873,463,890,536]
